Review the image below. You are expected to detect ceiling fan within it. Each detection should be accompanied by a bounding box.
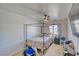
[43,14,50,22]
[36,14,50,25]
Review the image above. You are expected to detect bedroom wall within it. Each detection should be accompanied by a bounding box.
[27,26,41,39]
[0,8,40,55]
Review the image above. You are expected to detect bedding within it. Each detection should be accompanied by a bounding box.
[26,36,53,51]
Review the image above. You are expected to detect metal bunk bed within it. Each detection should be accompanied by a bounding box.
[24,22,53,55]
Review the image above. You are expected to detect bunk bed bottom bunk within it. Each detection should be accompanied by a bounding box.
[26,36,53,51]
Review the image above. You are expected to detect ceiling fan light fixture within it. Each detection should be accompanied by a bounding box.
[44,19,48,21]
[43,14,49,22]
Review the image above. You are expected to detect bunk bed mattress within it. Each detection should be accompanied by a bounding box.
[26,36,52,50]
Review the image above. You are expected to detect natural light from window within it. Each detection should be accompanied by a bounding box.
[74,20,79,33]
[49,25,58,35]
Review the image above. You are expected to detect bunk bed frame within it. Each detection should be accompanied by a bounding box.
[24,22,53,55]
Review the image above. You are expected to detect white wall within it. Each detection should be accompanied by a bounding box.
[68,17,79,55]
[0,24,24,55]
[27,26,41,39]
[0,7,40,55]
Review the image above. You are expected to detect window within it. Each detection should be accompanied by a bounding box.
[74,20,79,33]
[49,25,59,35]
[71,19,79,37]
[70,17,79,55]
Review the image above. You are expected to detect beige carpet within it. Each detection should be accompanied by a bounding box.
[45,43,64,56]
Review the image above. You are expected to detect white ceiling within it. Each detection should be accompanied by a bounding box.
[48,3,72,20]
[21,3,72,20]
[0,3,74,21]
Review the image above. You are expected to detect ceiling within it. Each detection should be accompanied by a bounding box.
[0,3,77,21]
[48,3,72,19]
